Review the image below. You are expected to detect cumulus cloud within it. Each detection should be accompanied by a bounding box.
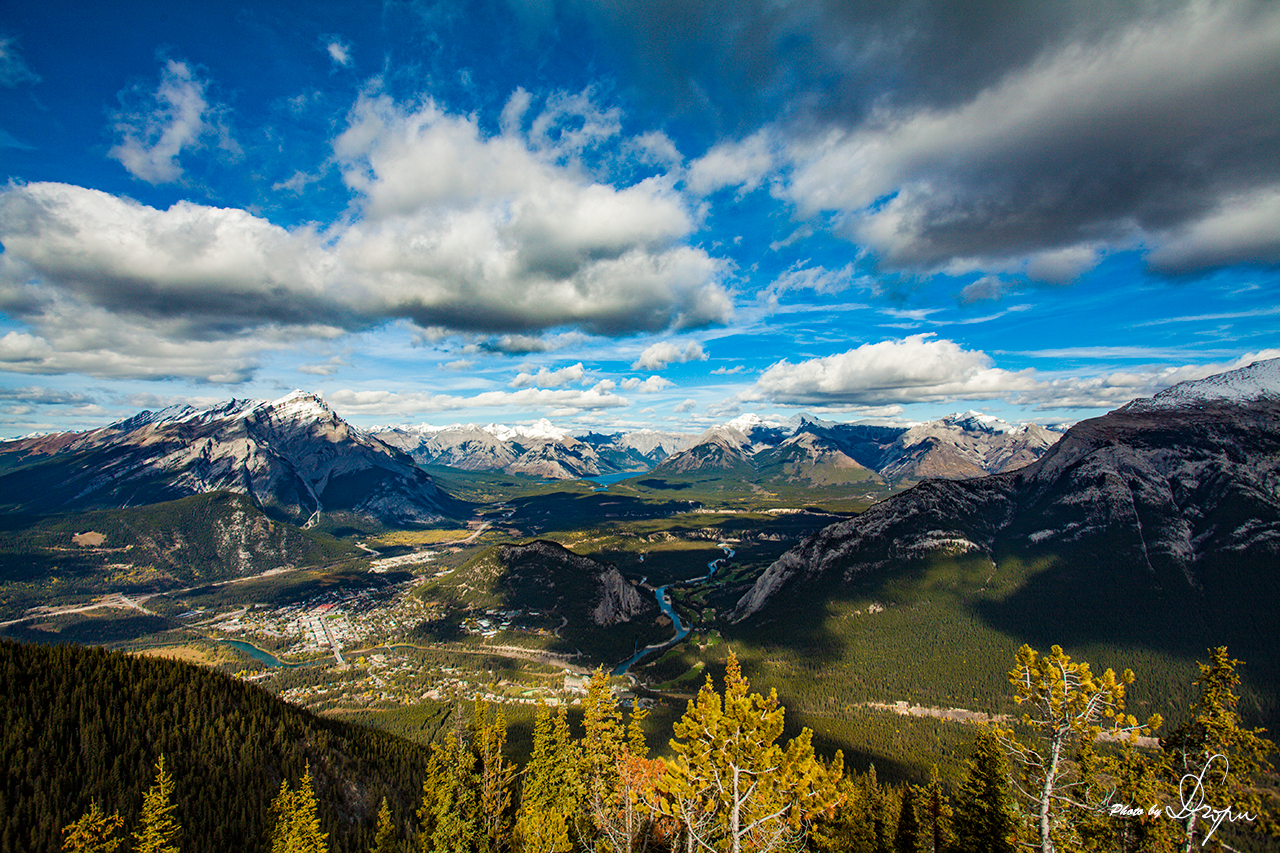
[511,362,587,388]
[332,93,732,335]
[0,87,734,382]
[109,60,223,184]
[325,385,628,417]
[632,340,707,370]
[673,399,698,412]
[749,334,1042,406]
[621,376,674,392]
[686,130,776,195]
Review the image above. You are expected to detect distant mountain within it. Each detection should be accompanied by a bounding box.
[373,420,696,480]
[651,410,1059,487]
[732,359,1280,628]
[0,391,455,527]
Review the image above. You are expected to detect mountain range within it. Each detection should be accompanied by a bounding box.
[731,359,1280,688]
[0,390,454,527]
[372,410,1061,487]
[0,392,1064,528]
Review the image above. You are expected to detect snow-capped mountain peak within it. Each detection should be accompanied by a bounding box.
[264,389,336,422]
[1125,357,1280,412]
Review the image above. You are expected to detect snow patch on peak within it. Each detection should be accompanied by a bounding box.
[486,418,571,442]
[1125,357,1280,411]
[262,390,336,423]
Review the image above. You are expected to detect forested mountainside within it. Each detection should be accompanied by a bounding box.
[0,640,432,852]
[5,639,1277,853]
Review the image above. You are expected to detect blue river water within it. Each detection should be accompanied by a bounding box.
[611,545,734,675]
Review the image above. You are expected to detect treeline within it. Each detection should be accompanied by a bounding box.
[6,639,1279,852]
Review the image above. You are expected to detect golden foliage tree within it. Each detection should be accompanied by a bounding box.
[133,755,181,853]
[996,645,1160,853]
[61,801,123,853]
[269,764,329,853]
[658,651,842,853]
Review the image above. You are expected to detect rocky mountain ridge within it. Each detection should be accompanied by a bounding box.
[731,358,1280,620]
[653,410,1060,486]
[0,390,453,527]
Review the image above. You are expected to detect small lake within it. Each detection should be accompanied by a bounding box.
[219,639,310,669]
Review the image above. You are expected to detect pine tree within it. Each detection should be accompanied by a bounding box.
[269,765,329,853]
[61,801,123,853]
[513,702,580,853]
[474,698,515,853]
[417,713,481,853]
[370,797,398,853]
[1161,647,1278,852]
[921,767,953,853]
[951,730,1017,853]
[996,645,1160,853]
[893,784,922,853]
[659,651,842,853]
[133,755,180,853]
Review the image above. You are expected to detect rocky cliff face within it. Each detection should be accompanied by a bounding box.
[732,360,1280,620]
[484,540,659,630]
[0,391,453,527]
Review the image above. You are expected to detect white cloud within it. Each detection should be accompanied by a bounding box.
[750,334,1042,406]
[632,340,707,370]
[326,40,353,67]
[673,398,698,412]
[325,385,628,417]
[511,362,587,388]
[109,60,220,184]
[621,376,674,392]
[686,130,776,195]
[332,93,732,335]
[957,276,1015,305]
[443,359,475,371]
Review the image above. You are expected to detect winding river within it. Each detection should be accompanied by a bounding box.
[611,544,734,675]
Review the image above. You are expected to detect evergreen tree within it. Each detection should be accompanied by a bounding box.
[513,702,580,853]
[133,755,180,853]
[810,772,877,853]
[921,767,953,853]
[659,651,842,853]
[893,784,923,853]
[370,797,399,853]
[473,699,515,853]
[61,801,123,853]
[996,645,1160,853]
[1161,647,1278,851]
[418,723,480,853]
[269,765,329,853]
[951,729,1017,853]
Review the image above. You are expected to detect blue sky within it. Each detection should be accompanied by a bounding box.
[1,0,1277,437]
